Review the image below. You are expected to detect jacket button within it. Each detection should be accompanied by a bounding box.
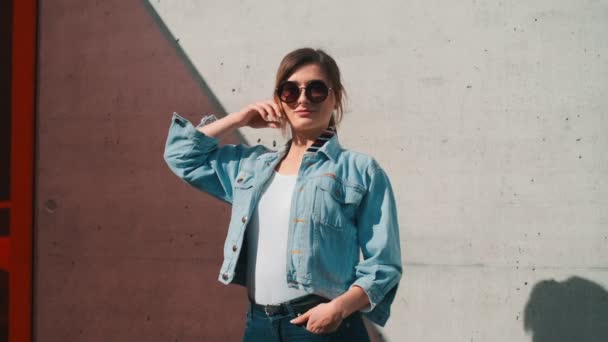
[237,178,243,183]
[174,118,186,127]
[241,216,248,223]
[222,273,229,280]
[232,245,238,252]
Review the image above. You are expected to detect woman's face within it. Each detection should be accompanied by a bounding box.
[278,63,336,135]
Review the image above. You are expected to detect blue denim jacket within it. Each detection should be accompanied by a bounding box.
[164,113,402,326]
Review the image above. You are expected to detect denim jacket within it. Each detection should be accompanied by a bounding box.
[164,113,402,326]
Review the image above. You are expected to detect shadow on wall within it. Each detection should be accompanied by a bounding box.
[524,276,608,342]
[142,0,249,144]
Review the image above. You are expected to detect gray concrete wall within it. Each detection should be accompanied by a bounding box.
[35,0,608,341]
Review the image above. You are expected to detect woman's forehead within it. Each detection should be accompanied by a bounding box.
[287,64,329,83]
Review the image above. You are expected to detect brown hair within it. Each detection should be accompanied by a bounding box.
[274,48,346,129]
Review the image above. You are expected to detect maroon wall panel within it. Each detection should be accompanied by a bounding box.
[5,0,37,341]
[36,1,246,340]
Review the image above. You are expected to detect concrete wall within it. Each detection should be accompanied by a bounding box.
[36,1,246,340]
[36,0,608,341]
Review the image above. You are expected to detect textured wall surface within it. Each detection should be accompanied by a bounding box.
[36,1,246,341]
[36,0,608,341]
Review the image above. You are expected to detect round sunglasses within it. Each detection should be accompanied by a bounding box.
[276,80,333,104]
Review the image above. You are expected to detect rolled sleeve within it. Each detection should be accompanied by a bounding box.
[163,112,254,203]
[351,162,403,324]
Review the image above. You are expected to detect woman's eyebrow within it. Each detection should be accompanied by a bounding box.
[285,79,326,85]
[306,79,326,85]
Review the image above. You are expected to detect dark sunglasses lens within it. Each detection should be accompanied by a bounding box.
[278,82,299,103]
[307,81,329,103]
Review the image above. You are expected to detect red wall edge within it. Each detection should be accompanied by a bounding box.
[10,0,37,341]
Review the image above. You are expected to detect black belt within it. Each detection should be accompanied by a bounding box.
[250,294,330,317]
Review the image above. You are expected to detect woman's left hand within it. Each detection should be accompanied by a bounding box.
[290,301,345,334]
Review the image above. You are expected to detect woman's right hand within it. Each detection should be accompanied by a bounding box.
[233,100,283,129]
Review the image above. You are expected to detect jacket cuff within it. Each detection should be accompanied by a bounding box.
[196,113,219,128]
[350,277,382,312]
[171,112,219,152]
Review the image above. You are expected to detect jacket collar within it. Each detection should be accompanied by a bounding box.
[307,126,340,162]
[260,126,340,162]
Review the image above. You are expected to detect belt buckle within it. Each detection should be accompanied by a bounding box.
[263,304,280,316]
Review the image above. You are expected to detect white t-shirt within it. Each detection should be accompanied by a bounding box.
[246,171,309,304]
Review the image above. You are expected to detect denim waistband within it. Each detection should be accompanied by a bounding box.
[249,294,330,317]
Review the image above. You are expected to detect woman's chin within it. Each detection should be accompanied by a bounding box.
[291,123,325,135]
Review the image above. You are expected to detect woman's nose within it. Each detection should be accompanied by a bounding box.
[296,88,309,104]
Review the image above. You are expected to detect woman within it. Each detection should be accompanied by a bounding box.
[164,48,402,341]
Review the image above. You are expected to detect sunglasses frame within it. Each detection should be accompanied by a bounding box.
[276,80,333,104]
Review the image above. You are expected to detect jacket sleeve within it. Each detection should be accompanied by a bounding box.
[350,161,403,324]
[163,112,259,204]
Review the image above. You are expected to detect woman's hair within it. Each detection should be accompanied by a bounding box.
[274,48,346,129]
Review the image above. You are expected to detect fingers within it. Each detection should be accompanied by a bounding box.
[291,303,344,335]
[240,100,283,129]
[259,102,281,123]
[289,309,311,325]
[271,102,282,119]
[291,309,325,334]
[249,103,268,122]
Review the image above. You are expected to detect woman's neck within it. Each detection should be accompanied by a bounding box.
[275,127,325,175]
[284,137,312,165]
[288,127,326,159]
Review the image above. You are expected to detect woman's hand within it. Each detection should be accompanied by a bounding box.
[233,100,283,129]
[290,301,346,334]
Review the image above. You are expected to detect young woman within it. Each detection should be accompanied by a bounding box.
[164,48,402,341]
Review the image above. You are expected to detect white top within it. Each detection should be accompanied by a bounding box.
[246,171,309,304]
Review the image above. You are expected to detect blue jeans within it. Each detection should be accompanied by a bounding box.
[243,302,371,342]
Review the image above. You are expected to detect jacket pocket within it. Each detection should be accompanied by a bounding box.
[312,176,364,231]
[231,171,255,212]
[234,171,255,190]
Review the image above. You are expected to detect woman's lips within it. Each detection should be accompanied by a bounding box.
[294,109,313,116]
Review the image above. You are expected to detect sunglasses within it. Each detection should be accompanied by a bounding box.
[276,80,333,104]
